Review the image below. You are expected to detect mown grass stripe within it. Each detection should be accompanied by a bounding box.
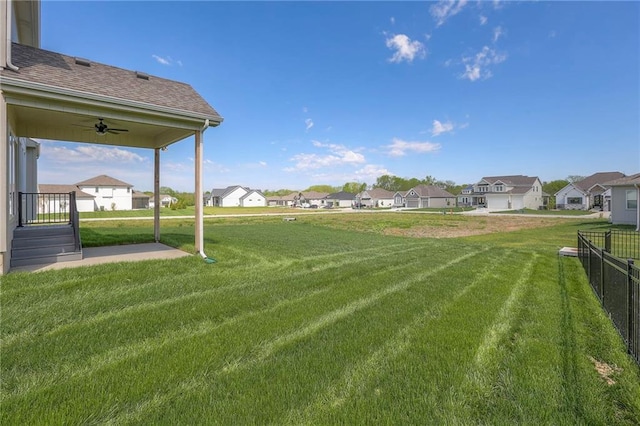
[220,248,487,375]
[284,251,506,425]
[3,288,329,399]
[2,243,430,348]
[453,253,538,414]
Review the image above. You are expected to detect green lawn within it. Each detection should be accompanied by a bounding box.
[78,205,308,219]
[492,208,596,216]
[2,215,639,424]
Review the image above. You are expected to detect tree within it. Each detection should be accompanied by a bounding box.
[306,185,340,193]
[374,175,401,191]
[159,186,175,196]
[566,175,586,184]
[343,182,367,194]
[543,179,570,209]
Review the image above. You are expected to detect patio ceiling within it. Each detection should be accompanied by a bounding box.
[7,103,202,149]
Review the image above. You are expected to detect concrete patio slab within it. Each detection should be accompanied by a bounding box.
[9,243,191,273]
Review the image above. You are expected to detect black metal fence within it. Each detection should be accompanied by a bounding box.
[18,192,77,227]
[578,230,640,365]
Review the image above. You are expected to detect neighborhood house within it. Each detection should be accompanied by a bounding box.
[555,172,624,211]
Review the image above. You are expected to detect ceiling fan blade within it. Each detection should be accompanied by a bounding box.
[109,128,129,132]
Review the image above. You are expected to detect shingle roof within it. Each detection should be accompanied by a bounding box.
[605,173,640,186]
[3,43,222,120]
[575,172,625,191]
[410,185,455,198]
[75,175,132,187]
[480,175,538,186]
[132,191,150,199]
[38,184,94,199]
[362,188,395,198]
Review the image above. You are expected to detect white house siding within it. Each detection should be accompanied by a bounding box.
[241,192,266,207]
[375,198,394,208]
[76,199,95,212]
[221,187,247,207]
[610,187,638,225]
[78,185,132,211]
[487,194,510,210]
[556,186,586,210]
[523,191,543,210]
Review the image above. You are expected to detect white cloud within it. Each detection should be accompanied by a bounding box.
[302,106,308,113]
[354,164,393,181]
[431,120,454,137]
[390,17,395,25]
[43,143,146,164]
[479,15,488,25]
[385,138,441,157]
[151,54,182,66]
[259,161,267,167]
[385,34,426,63]
[430,0,468,27]
[286,140,365,171]
[493,26,504,43]
[305,118,314,131]
[460,46,507,81]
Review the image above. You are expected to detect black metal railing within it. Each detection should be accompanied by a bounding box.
[578,231,639,365]
[18,192,77,227]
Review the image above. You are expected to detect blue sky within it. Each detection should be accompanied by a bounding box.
[37,1,639,192]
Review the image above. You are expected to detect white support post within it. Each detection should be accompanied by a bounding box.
[154,148,160,242]
[195,130,204,253]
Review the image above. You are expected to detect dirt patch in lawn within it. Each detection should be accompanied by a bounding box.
[382,215,568,239]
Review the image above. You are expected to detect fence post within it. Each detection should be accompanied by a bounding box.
[629,259,635,356]
[17,192,23,227]
[605,230,611,253]
[600,248,605,302]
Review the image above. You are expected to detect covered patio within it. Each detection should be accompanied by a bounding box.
[1,41,223,273]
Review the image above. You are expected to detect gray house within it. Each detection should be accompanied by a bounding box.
[605,173,640,231]
[402,185,456,209]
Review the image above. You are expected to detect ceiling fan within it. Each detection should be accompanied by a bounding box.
[74,118,129,135]
[94,118,129,135]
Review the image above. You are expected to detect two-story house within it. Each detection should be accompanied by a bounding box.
[471,175,544,210]
[75,175,133,211]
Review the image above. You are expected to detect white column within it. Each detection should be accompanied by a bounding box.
[195,130,203,253]
[154,148,160,242]
[0,93,8,274]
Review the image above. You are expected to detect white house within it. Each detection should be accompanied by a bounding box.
[605,173,640,231]
[356,188,394,208]
[38,184,95,213]
[1,0,223,274]
[75,175,133,211]
[325,191,356,208]
[555,172,624,210]
[240,189,267,207]
[149,194,177,209]
[207,186,266,207]
[471,175,544,210]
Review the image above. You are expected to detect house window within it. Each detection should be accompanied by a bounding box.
[495,185,503,192]
[567,197,582,204]
[626,190,638,209]
[95,187,99,193]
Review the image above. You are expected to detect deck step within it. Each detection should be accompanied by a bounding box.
[11,225,82,268]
